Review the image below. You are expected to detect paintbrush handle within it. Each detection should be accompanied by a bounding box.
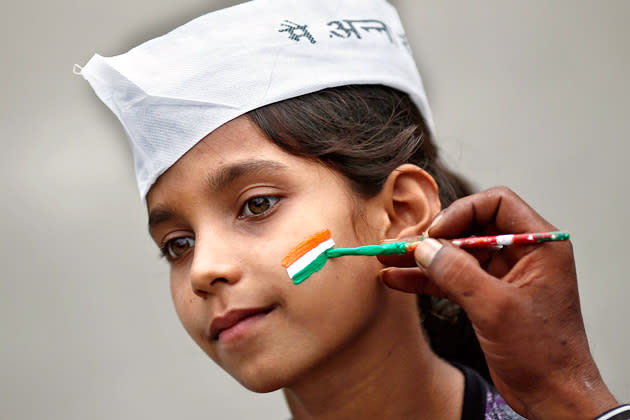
[449,231,569,248]
[324,231,570,258]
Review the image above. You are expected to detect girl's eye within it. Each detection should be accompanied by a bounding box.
[241,195,280,217]
[161,237,195,261]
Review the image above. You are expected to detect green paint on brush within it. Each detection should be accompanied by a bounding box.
[325,240,415,258]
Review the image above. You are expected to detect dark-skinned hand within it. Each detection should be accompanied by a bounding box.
[378,186,618,420]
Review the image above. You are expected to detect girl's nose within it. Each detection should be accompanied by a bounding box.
[189,236,242,297]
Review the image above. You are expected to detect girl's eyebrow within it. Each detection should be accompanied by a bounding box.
[205,159,289,193]
[148,159,289,235]
[148,208,174,237]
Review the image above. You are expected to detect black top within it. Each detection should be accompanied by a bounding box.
[456,363,525,420]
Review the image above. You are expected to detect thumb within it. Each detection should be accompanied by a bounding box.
[414,238,503,322]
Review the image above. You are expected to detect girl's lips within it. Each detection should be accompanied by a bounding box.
[210,306,275,341]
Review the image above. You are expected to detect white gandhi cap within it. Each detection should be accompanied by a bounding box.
[78,0,435,202]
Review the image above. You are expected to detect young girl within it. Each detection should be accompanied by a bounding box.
[78,0,624,419]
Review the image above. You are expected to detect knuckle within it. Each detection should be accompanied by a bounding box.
[493,289,517,315]
[434,249,478,295]
[488,185,516,199]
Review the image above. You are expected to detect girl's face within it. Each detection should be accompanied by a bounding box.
[146,116,398,392]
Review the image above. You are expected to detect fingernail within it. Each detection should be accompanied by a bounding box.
[415,238,443,268]
[377,267,393,281]
[378,235,424,244]
[426,213,443,235]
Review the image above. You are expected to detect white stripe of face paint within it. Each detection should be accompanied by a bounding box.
[286,239,335,278]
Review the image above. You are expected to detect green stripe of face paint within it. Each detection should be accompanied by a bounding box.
[292,252,330,285]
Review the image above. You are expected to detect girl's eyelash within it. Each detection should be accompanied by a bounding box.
[158,237,195,262]
[239,195,281,218]
[158,239,174,259]
[158,241,172,260]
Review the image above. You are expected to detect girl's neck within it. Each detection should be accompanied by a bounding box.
[283,294,465,420]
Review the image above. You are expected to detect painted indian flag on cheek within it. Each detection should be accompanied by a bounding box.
[282,230,335,285]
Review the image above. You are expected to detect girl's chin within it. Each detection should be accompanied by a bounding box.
[234,374,290,394]
[225,353,319,393]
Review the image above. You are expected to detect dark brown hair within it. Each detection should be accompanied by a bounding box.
[247,84,490,382]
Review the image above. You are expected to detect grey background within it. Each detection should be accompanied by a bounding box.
[1,1,628,419]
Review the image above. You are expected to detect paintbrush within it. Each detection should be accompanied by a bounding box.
[328,231,570,256]
[282,230,569,284]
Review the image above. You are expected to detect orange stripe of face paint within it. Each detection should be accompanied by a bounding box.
[281,229,331,268]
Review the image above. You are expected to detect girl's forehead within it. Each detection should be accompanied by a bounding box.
[145,118,321,208]
[179,116,291,166]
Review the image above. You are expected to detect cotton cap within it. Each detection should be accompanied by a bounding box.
[78,0,435,202]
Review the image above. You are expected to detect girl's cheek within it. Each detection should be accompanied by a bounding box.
[170,275,195,323]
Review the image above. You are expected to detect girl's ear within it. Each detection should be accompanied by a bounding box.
[380,164,441,239]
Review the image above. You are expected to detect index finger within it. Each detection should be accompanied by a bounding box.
[429,186,557,240]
